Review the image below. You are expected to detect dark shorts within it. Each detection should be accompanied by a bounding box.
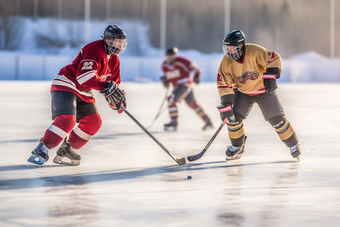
[172,85,195,103]
[233,90,284,121]
[51,91,98,123]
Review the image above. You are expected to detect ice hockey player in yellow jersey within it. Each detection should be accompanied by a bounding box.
[217,30,301,161]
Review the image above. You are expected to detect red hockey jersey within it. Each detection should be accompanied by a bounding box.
[51,40,121,103]
[161,56,201,87]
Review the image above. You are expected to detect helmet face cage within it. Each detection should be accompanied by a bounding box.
[102,25,127,55]
[105,37,127,55]
[223,43,243,60]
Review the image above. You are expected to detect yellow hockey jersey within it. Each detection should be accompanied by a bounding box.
[217,43,282,97]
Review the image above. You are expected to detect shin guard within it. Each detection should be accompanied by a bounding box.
[268,115,298,147]
[228,122,245,147]
[41,114,76,149]
[168,104,178,120]
[187,101,208,121]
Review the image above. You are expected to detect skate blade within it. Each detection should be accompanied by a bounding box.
[53,155,80,166]
[27,154,45,165]
[202,125,213,131]
[164,126,177,131]
[226,154,242,161]
[291,151,301,160]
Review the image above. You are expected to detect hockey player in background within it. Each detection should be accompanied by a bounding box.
[217,30,301,161]
[28,25,128,166]
[161,47,213,131]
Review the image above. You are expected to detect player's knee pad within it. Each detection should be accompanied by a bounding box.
[53,114,77,133]
[68,113,102,149]
[167,94,176,104]
[268,115,298,147]
[78,113,102,135]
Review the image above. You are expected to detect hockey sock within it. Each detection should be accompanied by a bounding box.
[68,113,102,149]
[41,114,76,149]
[168,104,178,120]
[268,115,298,147]
[228,122,245,147]
[187,101,208,121]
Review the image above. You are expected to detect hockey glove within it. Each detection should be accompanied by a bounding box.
[193,72,200,84]
[100,81,127,113]
[160,76,169,88]
[217,104,235,125]
[263,74,277,94]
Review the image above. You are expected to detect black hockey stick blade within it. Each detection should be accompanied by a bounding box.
[122,107,186,165]
[187,118,228,162]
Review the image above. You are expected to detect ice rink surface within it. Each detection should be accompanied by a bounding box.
[0,81,340,227]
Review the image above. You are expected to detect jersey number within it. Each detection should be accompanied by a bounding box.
[166,70,180,79]
[81,62,93,70]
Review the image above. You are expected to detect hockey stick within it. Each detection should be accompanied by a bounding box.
[122,107,186,165]
[147,87,169,129]
[187,118,229,162]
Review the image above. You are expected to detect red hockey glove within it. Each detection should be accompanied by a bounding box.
[217,104,235,125]
[116,91,126,114]
[100,81,127,113]
[263,73,277,94]
[160,76,169,88]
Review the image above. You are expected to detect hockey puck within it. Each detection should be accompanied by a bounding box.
[187,176,192,179]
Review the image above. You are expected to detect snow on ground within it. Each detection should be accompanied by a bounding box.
[1,17,340,82]
[0,81,340,227]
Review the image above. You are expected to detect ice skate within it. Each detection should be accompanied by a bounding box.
[53,138,81,166]
[202,118,213,131]
[226,136,247,161]
[290,144,301,161]
[164,119,177,131]
[28,141,49,165]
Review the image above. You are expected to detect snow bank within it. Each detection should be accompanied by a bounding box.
[0,17,339,82]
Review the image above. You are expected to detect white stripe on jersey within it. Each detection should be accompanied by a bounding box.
[174,61,190,73]
[48,125,68,138]
[55,75,77,87]
[162,61,190,73]
[52,75,94,97]
[177,77,190,84]
[77,70,97,85]
[73,127,92,141]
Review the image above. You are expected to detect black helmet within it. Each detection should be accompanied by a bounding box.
[165,47,178,56]
[223,30,246,60]
[102,25,127,55]
[223,30,246,46]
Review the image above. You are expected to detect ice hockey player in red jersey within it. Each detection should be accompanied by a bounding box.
[28,25,128,166]
[161,47,213,131]
[217,30,301,161]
